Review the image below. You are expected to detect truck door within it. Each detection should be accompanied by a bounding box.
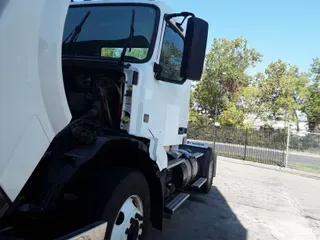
[152,20,191,147]
[0,0,71,201]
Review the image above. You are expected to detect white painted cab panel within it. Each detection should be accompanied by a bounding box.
[0,0,71,201]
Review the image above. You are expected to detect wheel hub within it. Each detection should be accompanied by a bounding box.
[110,195,144,240]
[125,214,143,240]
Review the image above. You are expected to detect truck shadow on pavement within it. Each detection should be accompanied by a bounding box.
[148,186,247,240]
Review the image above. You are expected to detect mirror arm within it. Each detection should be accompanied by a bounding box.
[164,12,195,33]
[176,17,188,32]
[165,12,195,21]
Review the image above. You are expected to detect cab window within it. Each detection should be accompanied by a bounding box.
[159,24,184,82]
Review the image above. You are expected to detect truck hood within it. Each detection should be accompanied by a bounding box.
[0,0,71,201]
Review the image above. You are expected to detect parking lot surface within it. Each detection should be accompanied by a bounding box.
[149,157,320,240]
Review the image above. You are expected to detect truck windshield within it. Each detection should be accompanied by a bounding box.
[62,5,158,62]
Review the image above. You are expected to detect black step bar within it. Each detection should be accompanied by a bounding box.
[191,177,207,189]
[164,193,190,215]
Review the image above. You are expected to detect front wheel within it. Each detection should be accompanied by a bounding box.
[79,168,151,240]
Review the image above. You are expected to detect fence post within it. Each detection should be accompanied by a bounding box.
[285,125,290,167]
[213,124,216,153]
[244,128,248,160]
[213,103,218,154]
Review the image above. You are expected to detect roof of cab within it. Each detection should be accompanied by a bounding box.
[69,0,183,34]
[70,0,172,13]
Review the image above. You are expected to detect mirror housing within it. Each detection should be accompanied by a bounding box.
[181,17,209,81]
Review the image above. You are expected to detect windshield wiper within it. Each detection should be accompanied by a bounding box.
[63,11,91,51]
[120,9,135,62]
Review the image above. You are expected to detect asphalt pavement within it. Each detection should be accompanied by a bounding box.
[288,151,320,166]
[148,157,320,240]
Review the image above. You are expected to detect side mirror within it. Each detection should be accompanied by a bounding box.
[181,17,209,81]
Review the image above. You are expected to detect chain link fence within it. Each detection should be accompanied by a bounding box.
[287,130,320,170]
[188,125,287,166]
[289,130,320,154]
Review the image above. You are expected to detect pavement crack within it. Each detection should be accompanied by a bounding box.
[305,215,320,222]
[270,231,281,240]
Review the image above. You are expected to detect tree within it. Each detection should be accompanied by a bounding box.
[311,57,320,84]
[243,60,309,130]
[303,58,320,131]
[159,40,183,80]
[193,37,262,121]
[189,92,212,126]
[218,102,246,127]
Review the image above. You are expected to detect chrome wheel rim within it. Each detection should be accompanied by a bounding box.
[110,195,144,240]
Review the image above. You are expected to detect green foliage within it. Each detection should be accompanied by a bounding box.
[240,60,309,128]
[193,37,262,121]
[303,58,320,130]
[189,92,212,126]
[311,57,320,84]
[290,133,320,153]
[189,109,212,126]
[218,102,246,127]
[303,84,320,130]
[159,40,183,81]
[190,36,320,130]
[288,163,320,173]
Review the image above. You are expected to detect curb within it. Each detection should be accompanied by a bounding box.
[220,156,320,180]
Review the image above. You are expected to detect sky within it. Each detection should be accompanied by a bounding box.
[164,0,320,74]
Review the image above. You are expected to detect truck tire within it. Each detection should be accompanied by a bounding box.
[79,168,151,240]
[202,152,217,193]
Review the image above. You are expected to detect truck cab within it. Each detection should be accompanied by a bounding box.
[0,1,213,239]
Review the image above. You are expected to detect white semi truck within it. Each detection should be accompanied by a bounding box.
[0,0,216,239]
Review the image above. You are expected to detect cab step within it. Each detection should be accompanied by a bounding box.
[164,193,190,215]
[191,177,207,189]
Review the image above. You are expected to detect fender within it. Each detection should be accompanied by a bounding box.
[31,136,147,206]
[65,136,165,230]
[65,136,149,161]
[22,135,164,230]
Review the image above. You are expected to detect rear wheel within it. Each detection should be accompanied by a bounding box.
[79,168,151,240]
[202,153,216,193]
